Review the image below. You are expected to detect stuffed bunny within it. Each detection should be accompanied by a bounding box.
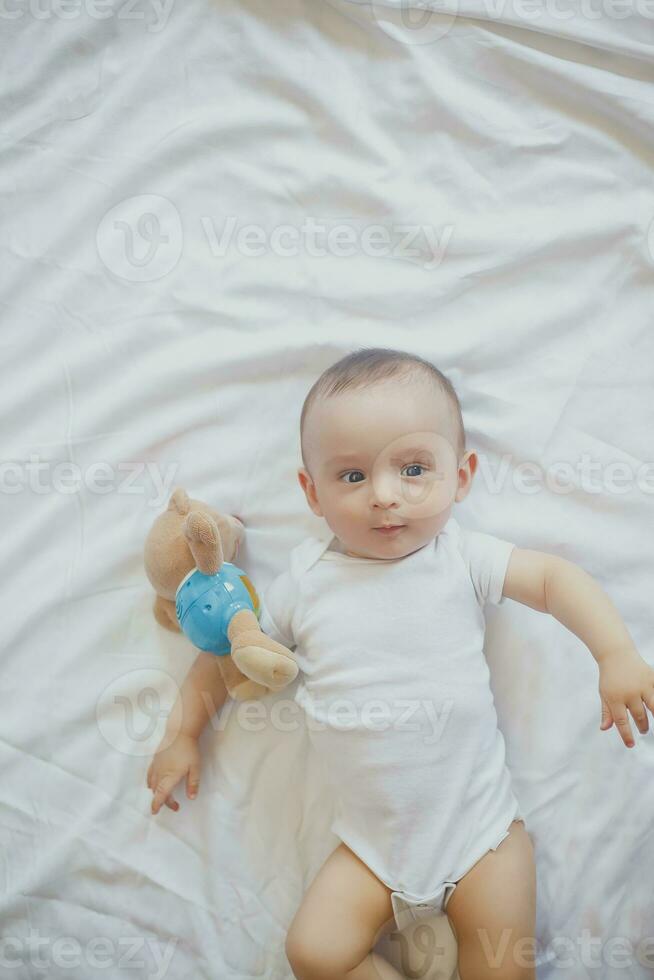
[144,487,298,702]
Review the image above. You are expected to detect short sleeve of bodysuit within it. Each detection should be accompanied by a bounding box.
[258,567,298,650]
[455,524,516,606]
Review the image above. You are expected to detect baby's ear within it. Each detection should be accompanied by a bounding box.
[297,467,311,494]
[297,468,323,517]
[454,451,477,503]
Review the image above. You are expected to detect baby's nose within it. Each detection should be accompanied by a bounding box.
[370,482,401,509]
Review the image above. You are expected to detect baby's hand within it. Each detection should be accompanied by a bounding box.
[598,646,654,748]
[147,733,202,815]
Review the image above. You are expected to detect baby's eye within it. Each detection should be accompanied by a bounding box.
[401,464,426,478]
[340,471,365,484]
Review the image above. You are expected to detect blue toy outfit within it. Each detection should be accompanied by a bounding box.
[175,563,261,656]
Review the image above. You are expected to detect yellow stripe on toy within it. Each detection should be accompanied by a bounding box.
[239,574,260,613]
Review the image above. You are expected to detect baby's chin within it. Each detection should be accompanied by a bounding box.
[344,527,432,560]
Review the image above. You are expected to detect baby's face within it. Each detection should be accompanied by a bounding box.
[298,378,476,560]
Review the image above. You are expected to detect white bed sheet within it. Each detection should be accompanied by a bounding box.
[1,1,653,977]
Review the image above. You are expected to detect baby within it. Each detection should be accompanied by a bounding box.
[147,347,654,980]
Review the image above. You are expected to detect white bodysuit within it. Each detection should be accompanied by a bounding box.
[258,516,523,930]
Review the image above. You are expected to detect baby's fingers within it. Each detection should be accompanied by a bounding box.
[599,699,613,731]
[151,774,180,814]
[147,763,167,794]
[628,697,649,735]
[186,762,200,800]
[610,706,635,748]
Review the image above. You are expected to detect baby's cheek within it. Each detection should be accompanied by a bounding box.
[340,500,363,524]
[403,473,457,520]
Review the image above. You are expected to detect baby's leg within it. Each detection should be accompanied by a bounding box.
[445,819,537,980]
[285,841,404,980]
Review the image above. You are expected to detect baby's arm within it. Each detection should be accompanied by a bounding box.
[166,651,229,740]
[147,652,228,814]
[502,548,654,748]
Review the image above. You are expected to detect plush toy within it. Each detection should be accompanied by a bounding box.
[144,487,298,702]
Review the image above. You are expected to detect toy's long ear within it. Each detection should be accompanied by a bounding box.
[168,487,191,515]
[183,511,223,575]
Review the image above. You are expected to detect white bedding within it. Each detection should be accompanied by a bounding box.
[1,1,653,977]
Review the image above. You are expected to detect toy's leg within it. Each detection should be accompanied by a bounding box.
[218,654,269,702]
[228,609,299,691]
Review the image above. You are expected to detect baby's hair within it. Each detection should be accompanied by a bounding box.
[300,347,466,468]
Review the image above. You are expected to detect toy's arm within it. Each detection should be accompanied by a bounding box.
[502,548,654,747]
[153,594,180,632]
[228,608,298,691]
